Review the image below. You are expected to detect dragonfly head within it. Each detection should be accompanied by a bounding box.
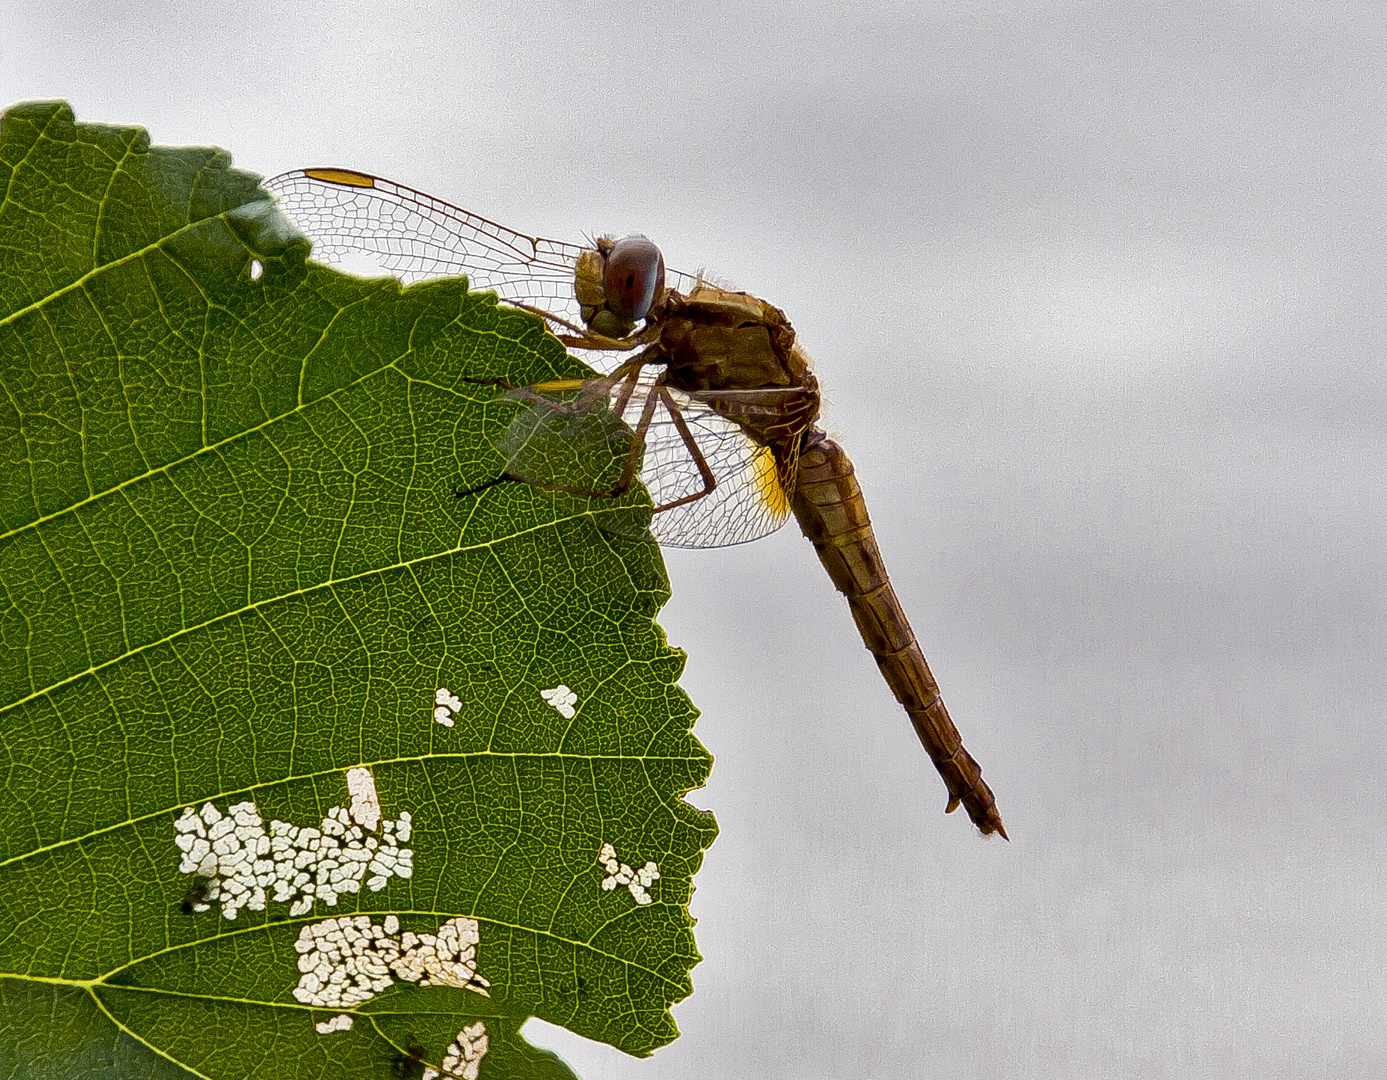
[576,234,666,338]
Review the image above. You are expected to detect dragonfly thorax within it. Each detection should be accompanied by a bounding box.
[659,285,814,396]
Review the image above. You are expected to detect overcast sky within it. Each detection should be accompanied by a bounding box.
[5,2,1386,1076]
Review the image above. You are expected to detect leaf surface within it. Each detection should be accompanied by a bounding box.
[0,101,715,1079]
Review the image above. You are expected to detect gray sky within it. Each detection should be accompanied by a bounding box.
[6,1,1386,1076]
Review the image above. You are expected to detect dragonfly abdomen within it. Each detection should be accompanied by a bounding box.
[790,430,1007,839]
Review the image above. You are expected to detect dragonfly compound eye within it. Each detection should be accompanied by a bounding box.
[604,235,666,323]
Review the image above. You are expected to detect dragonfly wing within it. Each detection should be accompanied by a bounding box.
[486,377,796,548]
[497,382,632,492]
[617,383,799,549]
[262,169,701,333]
[263,168,588,320]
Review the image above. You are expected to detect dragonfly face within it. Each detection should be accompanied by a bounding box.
[576,235,667,338]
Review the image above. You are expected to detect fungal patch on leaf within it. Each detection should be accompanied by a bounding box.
[422,1022,489,1080]
[599,842,660,905]
[292,914,491,1008]
[249,257,264,280]
[314,1013,354,1035]
[540,684,578,719]
[433,687,462,727]
[173,779,413,919]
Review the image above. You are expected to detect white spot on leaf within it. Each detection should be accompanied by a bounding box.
[434,686,462,727]
[173,783,413,920]
[315,1013,353,1034]
[249,258,264,280]
[423,1022,490,1080]
[540,684,578,719]
[599,842,660,905]
[346,766,381,831]
[292,915,491,1008]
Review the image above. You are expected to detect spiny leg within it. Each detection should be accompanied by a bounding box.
[605,367,666,498]
[505,300,657,352]
[649,385,719,513]
[459,356,637,418]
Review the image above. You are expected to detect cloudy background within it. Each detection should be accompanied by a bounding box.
[5,2,1385,1076]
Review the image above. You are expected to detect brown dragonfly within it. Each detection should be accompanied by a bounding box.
[263,168,1007,838]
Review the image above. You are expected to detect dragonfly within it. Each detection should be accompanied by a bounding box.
[262,168,1007,838]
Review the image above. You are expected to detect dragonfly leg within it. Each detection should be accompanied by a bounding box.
[458,374,520,391]
[502,373,720,514]
[648,385,719,513]
[506,300,658,352]
[454,471,639,503]
[600,368,664,499]
[451,474,513,500]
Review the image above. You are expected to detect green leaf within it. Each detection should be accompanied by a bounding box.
[0,101,716,1079]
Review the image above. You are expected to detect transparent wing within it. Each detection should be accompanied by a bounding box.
[615,381,801,548]
[262,168,700,334]
[492,374,797,548]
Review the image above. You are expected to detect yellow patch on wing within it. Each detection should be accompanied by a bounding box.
[303,168,377,188]
[752,443,793,521]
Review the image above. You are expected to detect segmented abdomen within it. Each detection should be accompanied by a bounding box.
[789,429,1007,838]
